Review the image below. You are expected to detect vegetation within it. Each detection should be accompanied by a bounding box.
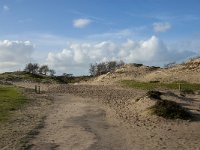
[0,85,27,122]
[164,61,176,69]
[146,90,162,99]
[0,71,59,83]
[131,63,143,67]
[122,80,200,91]
[56,75,91,84]
[24,63,55,76]
[149,100,192,120]
[89,60,125,76]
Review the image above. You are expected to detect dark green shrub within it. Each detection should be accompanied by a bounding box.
[149,66,160,71]
[132,63,143,67]
[149,100,192,120]
[149,80,160,83]
[147,90,162,99]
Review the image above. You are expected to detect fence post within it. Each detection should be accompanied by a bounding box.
[179,83,182,92]
[35,85,37,93]
[38,86,40,94]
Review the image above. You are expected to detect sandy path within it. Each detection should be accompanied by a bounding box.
[11,84,200,150]
[28,94,130,150]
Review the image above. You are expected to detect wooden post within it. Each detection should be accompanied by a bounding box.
[179,83,181,92]
[35,85,37,93]
[38,86,40,94]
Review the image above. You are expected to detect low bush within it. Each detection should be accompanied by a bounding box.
[149,100,192,120]
[149,80,160,83]
[132,63,143,67]
[146,90,162,99]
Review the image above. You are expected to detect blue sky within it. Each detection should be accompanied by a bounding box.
[0,0,200,75]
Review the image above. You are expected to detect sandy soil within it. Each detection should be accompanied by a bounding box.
[26,84,200,150]
[0,89,53,150]
[1,83,200,150]
[28,94,132,150]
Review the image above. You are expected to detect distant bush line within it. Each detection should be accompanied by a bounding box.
[89,60,125,76]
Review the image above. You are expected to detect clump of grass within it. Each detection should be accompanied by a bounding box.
[0,86,27,122]
[149,100,192,120]
[147,90,162,99]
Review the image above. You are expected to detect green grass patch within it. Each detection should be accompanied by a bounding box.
[0,85,27,122]
[121,80,200,91]
[149,100,192,120]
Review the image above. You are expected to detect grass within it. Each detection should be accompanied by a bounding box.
[0,71,92,84]
[121,80,200,91]
[149,100,192,120]
[0,85,27,122]
[0,71,59,83]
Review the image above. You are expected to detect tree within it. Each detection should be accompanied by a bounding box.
[62,73,73,77]
[117,60,125,68]
[89,60,125,76]
[106,61,117,72]
[24,63,39,74]
[32,63,39,74]
[164,62,176,69]
[39,65,49,75]
[89,63,96,76]
[49,69,56,76]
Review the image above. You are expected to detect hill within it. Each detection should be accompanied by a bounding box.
[139,57,200,83]
[87,57,200,84]
[0,71,59,84]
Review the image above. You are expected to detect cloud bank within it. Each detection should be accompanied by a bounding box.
[153,22,171,32]
[0,40,34,72]
[47,36,195,75]
[73,18,91,28]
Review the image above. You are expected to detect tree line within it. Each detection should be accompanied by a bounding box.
[24,63,56,76]
[89,60,125,76]
[25,60,125,77]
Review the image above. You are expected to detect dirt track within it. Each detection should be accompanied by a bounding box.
[1,83,200,150]
[25,84,200,150]
[28,94,133,150]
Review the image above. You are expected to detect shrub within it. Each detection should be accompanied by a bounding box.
[149,100,192,120]
[181,89,195,95]
[89,60,125,76]
[149,66,160,71]
[149,80,160,83]
[147,90,162,99]
[132,63,143,67]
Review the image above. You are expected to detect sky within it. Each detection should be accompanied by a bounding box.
[0,0,200,75]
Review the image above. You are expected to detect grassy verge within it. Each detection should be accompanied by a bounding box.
[121,80,200,91]
[0,85,27,122]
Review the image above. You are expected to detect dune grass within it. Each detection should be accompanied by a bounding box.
[0,85,27,122]
[121,80,200,91]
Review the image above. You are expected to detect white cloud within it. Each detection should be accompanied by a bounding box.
[0,40,34,72]
[73,18,91,28]
[153,22,171,32]
[46,36,195,75]
[3,5,9,11]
